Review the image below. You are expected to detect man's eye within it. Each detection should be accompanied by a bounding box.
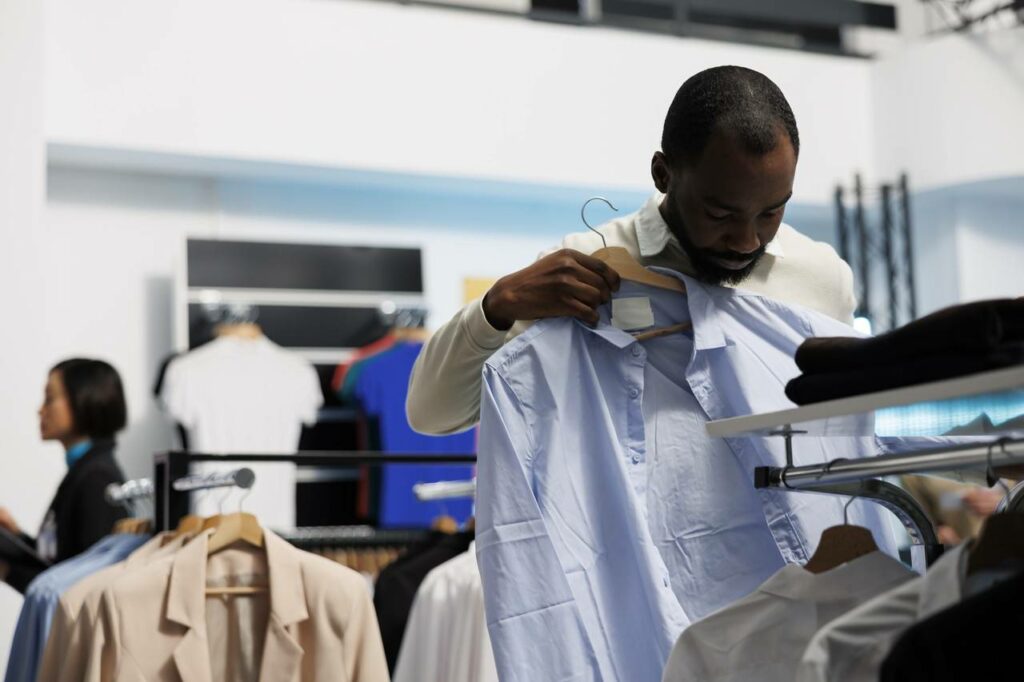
[705,211,730,221]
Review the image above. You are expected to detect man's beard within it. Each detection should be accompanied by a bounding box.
[671,219,767,286]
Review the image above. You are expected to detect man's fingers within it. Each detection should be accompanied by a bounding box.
[573,252,621,292]
[565,298,601,326]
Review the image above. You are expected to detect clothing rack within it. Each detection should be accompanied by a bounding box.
[172,467,256,493]
[153,450,478,531]
[753,436,1024,568]
[278,525,433,549]
[413,479,476,501]
[104,478,155,506]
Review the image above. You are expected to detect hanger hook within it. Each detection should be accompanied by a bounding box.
[217,482,233,515]
[843,494,858,526]
[237,485,252,514]
[987,438,1012,497]
[580,197,617,249]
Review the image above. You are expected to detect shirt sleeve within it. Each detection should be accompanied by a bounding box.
[476,365,599,682]
[342,575,390,682]
[158,358,195,429]
[406,238,570,436]
[300,362,324,426]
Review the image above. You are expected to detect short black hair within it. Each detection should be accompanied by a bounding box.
[52,359,128,439]
[661,66,799,166]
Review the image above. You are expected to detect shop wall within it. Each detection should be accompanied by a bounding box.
[871,25,1024,190]
[0,0,49,658]
[44,0,876,205]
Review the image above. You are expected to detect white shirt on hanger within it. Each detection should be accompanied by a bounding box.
[796,542,969,682]
[393,544,498,682]
[161,335,323,528]
[662,551,915,682]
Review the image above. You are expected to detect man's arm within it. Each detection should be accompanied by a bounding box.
[407,249,620,435]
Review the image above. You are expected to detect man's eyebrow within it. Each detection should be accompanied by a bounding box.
[703,191,793,213]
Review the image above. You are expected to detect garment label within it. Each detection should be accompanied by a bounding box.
[611,297,655,331]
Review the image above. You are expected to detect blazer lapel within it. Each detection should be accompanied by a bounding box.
[166,531,216,682]
[258,531,309,681]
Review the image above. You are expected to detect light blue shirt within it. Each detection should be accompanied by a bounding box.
[476,271,899,682]
[3,533,149,682]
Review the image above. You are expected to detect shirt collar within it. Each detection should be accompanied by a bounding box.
[635,192,786,259]
[65,440,93,469]
[583,270,729,352]
[758,551,913,602]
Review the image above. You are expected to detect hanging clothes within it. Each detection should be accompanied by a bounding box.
[347,340,475,528]
[37,531,192,682]
[373,530,474,672]
[660,551,914,682]
[879,567,1024,681]
[476,270,899,682]
[77,529,388,682]
[392,544,497,682]
[160,335,323,529]
[4,533,150,682]
[796,542,970,682]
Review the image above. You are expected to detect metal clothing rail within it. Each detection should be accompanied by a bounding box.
[413,479,476,501]
[172,467,256,492]
[278,525,433,549]
[754,436,1024,569]
[153,450,478,531]
[105,478,155,506]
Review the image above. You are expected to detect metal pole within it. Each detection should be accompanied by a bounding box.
[880,184,898,330]
[758,437,1024,489]
[854,174,870,320]
[899,173,918,319]
[835,185,850,265]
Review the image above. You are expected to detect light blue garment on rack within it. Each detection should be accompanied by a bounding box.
[3,533,150,682]
[476,270,900,682]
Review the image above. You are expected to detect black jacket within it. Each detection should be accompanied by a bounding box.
[6,439,127,593]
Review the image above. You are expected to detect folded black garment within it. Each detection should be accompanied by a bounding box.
[879,567,1024,682]
[785,344,1024,405]
[794,298,1024,374]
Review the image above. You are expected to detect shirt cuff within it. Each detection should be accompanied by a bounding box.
[462,297,509,351]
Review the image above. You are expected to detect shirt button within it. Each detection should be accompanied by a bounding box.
[631,346,642,357]
[629,387,640,398]
[632,454,641,464]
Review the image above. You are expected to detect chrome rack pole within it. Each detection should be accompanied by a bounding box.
[172,467,256,492]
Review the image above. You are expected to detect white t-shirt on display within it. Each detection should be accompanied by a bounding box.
[161,335,323,529]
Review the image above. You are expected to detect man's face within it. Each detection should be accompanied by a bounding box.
[652,126,796,285]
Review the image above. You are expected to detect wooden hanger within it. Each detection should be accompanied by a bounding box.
[113,518,152,535]
[204,512,267,596]
[214,322,263,339]
[633,322,693,342]
[803,496,879,574]
[583,197,686,295]
[431,515,459,534]
[206,512,263,554]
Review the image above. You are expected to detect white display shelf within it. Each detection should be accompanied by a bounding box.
[706,365,1024,438]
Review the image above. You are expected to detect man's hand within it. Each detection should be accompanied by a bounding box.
[962,487,1005,518]
[0,507,20,536]
[483,249,621,330]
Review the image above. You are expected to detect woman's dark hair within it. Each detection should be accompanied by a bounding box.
[51,359,128,439]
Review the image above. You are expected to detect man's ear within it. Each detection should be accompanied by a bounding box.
[651,151,672,194]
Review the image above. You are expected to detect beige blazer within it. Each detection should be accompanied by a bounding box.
[82,529,389,682]
[40,533,190,682]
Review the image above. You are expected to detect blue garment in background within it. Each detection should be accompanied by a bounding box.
[354,341,476,527]
[476,271,900,682]
[3,533,149,682]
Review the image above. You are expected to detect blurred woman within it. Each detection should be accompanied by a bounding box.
[0,359,129,593]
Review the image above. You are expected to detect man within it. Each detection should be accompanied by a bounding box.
[408,65,855,434]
